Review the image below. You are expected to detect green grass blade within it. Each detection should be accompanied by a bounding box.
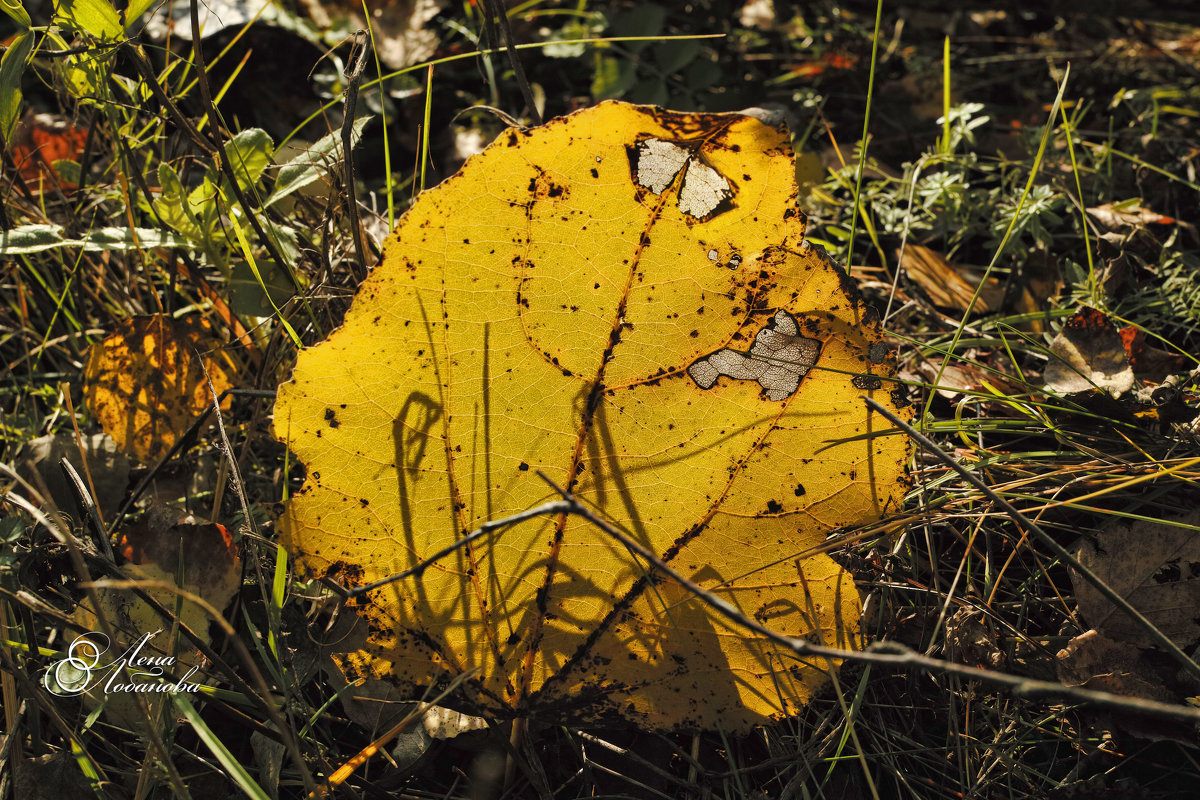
[941,35,951,154]
[921,64,1071,425]
[362,2,396,228]
[174,694,272,800]
[268,543,287,663]
[843,0,884,269]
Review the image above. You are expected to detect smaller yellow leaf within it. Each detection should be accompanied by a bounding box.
[83,315,237,461]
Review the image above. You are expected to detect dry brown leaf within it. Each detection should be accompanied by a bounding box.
[738,0,776,30]
[113,518,241,598]
[1044,307,1135,397]
[1056,629,1174,702]
[16,432,129,520]
[320,0,444,69]
[146,0,443,69]
[944,607,1004,670]
[1119,326,1191,383]
[65,518,241,727]
[1087,201,1177,230]
[83,315,237,462]
[898,245,1005,314]
[1071,510,1200,650]
[13,753,94,800]
[909,348,1022,401]
[1010,251,1063,334]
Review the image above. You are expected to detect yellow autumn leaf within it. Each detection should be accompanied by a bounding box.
[84,315,237,462]
[274,101,910,731]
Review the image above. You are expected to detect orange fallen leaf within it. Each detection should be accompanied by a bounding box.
[781,52,858,81]
[10,112,89,195]
[1118,325,1189,382]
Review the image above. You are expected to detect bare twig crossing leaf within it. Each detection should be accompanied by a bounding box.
[274,101,910,731]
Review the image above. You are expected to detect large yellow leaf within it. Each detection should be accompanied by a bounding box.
[275,101,910,731]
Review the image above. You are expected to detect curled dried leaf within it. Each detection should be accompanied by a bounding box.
[1057,630,1174,702]
[898,245,1004,315]
[1044,307,1134,398]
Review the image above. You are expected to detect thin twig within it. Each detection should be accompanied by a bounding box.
[203,372,320,796]
[124,44,217,156]
[485,0,541,125]
[58,459,113,562]
[335,499,576,599]
[0,483,281,732]
[0,125,38,207]
[0,646,113,787]
[70,112,102,214]
[327,463,1200,725]
[862,395,1200,684]
[530,472,1200,725]
[12,562,277,730]
[575,732,701,792]
[2,472,195,798]
[111,387,276,531]
[341,31,371,279]
[313,668,480,796]
[0,39,127,58]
